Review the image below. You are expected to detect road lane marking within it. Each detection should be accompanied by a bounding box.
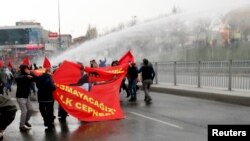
[129,112,183,129]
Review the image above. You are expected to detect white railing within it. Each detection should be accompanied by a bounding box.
[153,60,250,91]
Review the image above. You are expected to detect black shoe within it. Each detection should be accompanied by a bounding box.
[45,125,55,132]
[25,122,32,128]
[129,97,136,102]
[58,117,66,122]
[126,94,131,98]
[19,126,31,132]
[145,97,152,103]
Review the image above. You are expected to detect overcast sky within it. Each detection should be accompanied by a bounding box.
[0,0,249,38]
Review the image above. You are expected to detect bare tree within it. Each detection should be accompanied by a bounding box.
[192,18,211,48]
[128,16,137,27]
[86,24,98,39]
[117,23,125,31]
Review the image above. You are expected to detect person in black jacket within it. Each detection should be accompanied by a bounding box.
[138,58,155,102]
[36,68,56,131]
[127,62,138,102]
[15,64,36,131]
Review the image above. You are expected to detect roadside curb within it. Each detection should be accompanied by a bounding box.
[148,85,250,107]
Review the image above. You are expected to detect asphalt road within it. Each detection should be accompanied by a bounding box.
[3,90,250,141]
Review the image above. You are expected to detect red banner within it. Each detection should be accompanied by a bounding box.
[84,63,128,82]
[54,75,125,121]
[53,60,128,121]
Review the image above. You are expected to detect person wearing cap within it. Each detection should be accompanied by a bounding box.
[15,64,36,131]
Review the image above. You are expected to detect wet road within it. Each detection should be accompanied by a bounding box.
[3,90,250,141]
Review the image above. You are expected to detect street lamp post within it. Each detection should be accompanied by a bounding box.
[58,0,61,50]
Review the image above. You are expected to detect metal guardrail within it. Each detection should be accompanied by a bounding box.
[153,60,250,91]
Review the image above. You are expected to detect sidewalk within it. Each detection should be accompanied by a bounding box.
[147,83,250,106]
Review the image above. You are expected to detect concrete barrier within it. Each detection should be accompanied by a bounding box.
[143,84,250,106]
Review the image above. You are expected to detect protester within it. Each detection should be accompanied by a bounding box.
[58,104,68,121]
[111,60,131,98]
[99,58,107,67]
[138,58,155,102]
[127,62,138,102]
[15,64,35,131]
[75,62,91,91]
[33,63,38,70]
[0,95,17,140]
[3,67,13,93]
[36,68,56,131]
[0,67,8,95]
[90,59,98,68]
[9,67,16,85]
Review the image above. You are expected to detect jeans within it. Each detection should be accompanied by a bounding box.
[142,79,153,99]
[128,78,137,98]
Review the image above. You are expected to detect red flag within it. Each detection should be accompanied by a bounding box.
[7,61,13,69]
[22,56,30,65]
[53,75,125,122]
[53,60,82,85]
[43,56,51,68]
[118,50,134,65]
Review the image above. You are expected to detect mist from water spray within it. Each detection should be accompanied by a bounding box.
[50,2,250,66]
